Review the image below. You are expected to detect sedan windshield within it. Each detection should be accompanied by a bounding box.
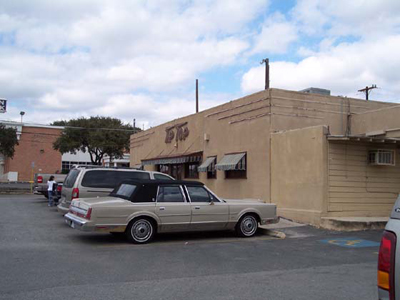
[111,183,137,200]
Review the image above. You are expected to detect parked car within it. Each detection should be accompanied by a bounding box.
[33,173,67,200]
[378,194,400,300]
[57,166,174,214]
[64,179,278,244]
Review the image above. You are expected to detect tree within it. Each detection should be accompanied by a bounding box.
[53,117,141,165]
[0,124,19,158]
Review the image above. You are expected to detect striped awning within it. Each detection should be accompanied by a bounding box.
[142,153,202,166]
[198,156,216,172]
[215,153,246,171]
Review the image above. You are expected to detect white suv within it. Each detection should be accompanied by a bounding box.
[57,166,174,214]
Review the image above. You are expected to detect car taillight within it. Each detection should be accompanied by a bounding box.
[72,188,79,199]
[37,176,43,183]
[57,185,62,192]
[85,208,92,220]
[378,230,396,299]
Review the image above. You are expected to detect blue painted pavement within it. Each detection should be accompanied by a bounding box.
[319,237,380,248]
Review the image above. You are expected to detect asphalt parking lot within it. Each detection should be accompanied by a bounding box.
[0,194,383,300]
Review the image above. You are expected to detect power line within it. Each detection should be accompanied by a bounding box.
[0,120,142,133]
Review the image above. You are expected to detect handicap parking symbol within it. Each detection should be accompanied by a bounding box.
[319,237,380,248]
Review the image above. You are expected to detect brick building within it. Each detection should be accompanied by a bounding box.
[0,122,63,181]
[0,121,92,181]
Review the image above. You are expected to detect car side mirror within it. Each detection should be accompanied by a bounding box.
[209,198,214,205]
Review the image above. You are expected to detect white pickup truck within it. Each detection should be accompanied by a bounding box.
[33,173,66,199]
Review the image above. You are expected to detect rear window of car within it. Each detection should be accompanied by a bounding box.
[112,183,137,199]
[81,170,150,188]
[63,169,80,188]
[153,173,173,180]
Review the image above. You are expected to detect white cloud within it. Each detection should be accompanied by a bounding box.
[251,13,298,54]
[0,0,268,126]
[1,0,400,128]
[242,35,400,102]
[292,0,400,38]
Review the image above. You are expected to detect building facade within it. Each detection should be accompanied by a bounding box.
[130,88,400,226]
[2,123,63,181]
[0,121,92,181]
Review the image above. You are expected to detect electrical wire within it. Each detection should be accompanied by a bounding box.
[0,120,141,133]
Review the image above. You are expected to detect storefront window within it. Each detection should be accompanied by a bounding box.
[225,155,246,179]
[207,156,217,179]
[158,164,170,174]
[185,162,199,179]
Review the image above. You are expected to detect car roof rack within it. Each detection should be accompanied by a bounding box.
[71,164,144,171]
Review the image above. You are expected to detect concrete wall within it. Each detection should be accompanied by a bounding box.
[4,126,62,181]
[327,141,400,217]
[271,126,329,225]
[352,106,400,135]
[269,89,394,135]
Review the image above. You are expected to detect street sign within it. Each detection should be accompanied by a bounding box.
[31,161,35,168]
[0,99,6,113]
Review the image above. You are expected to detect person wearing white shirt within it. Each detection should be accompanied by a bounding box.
[47,176,56,207]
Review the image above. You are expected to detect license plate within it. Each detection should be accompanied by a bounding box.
[65,219,75,228]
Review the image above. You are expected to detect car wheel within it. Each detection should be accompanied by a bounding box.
[126,218,155,244]
[236,214,258,237]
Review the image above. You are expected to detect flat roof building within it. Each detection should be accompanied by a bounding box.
[130,88,400,227]
[0,121,92,181]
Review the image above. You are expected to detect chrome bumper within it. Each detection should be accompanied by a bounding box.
[64,213,93,231]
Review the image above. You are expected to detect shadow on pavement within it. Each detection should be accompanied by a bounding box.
[71,229,271,246]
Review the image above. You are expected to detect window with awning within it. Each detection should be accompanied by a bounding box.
[215,153,246,171]
[198,156,216,172]
[142,153,202,165]
[198,156,217,179]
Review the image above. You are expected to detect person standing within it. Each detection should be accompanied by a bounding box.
[47,176,56,207]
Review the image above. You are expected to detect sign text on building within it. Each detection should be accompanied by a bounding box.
[165,122,189,143]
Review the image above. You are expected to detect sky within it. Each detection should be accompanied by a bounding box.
[0,0,400,129]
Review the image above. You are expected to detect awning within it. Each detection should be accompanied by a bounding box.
[198,156,216,172]
[328,135,400,144]
[142,153,202,166]
[215,153,246,171]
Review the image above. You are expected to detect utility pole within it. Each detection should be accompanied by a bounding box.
[133,119,136,128]
[196,79,199,113]
[260,58,270,90]
[358,84,377,101]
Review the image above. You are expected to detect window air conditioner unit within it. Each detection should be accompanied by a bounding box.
[368,150,395,166]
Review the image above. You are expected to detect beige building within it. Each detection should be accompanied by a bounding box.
[130,88,400,227]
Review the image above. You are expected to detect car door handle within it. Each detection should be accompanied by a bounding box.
[194,206,200,210]
[159,207,165,211]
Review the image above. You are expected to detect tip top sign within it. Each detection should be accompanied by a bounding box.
[0,99,7,113]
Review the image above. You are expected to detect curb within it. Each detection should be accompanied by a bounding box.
[320,218,387,231]
[259,228,286,239]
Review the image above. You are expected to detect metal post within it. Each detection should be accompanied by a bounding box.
[260,58,270,90]
[196,79,199,113]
